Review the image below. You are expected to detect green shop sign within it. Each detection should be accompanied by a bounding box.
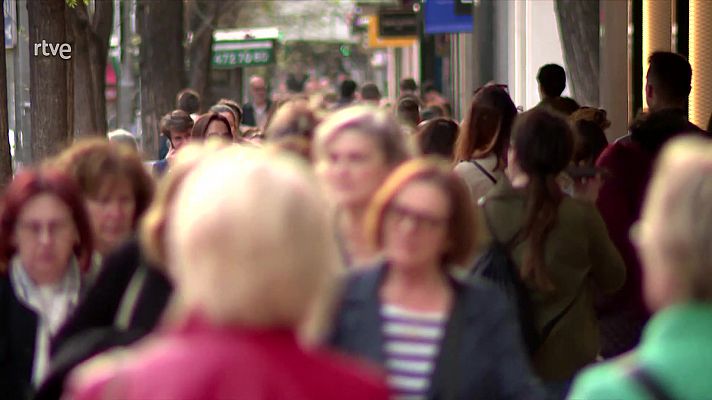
[211,40,275,69]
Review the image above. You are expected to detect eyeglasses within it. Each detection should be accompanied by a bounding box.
[386,203,449,231]
[473,83,509,96]
[16,219,74,240]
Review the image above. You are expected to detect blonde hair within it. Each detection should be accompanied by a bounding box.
[140,140,229,269]
[167,146,343,333]
[642,135,712,300]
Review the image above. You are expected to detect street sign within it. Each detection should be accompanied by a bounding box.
[367,15,417,48]
[378,8,418,37]
[211,40,275,69]
[424,0,473,34]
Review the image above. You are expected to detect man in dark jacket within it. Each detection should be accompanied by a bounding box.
[533,64,580,116]
[242,76,272,129]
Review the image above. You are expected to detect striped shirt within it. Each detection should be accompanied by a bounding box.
[381,304,446,400]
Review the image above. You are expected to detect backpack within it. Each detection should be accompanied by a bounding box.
[470,199,582,356]
[469,200,541,354]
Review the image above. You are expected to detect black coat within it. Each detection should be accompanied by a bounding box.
[241,100,272,127]
[0,273,38,400]
[328,264,544,400]
[35,238,172,400]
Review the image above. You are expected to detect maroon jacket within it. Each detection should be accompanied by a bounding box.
[595,108,705,357]
[66,313,390,400]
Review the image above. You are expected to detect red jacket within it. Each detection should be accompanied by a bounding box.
[66,313,389,400]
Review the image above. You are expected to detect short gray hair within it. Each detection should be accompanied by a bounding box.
[642,135,712,300]
[313,105,411,167]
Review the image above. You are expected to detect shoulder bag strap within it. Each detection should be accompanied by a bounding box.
[113,266,148,330]
[470,159,497,184]
[627,365,675,400]
[539,283,583,341]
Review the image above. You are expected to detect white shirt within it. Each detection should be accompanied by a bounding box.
[453,153,501,202]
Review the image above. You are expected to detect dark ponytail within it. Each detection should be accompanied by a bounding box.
[511,110,574,290]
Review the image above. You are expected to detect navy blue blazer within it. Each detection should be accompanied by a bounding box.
[328,264,544,400]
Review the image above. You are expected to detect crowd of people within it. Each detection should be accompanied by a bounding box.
[1,50,711,400]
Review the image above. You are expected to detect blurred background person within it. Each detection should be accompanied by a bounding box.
[191,112,233,142]
[216,98,244,138]
[415,118,458,159]
[532,64,580,117]
[399,77,418,97]
[64,147,389,400]
[595,108,703,359]
[265,99,321,161]
[337,79,358,108]
[480,109,625,399]
[453,84,518,202]
[420,104,446,122]
[395,95,421,130]
[175,88,201,119]
[153,110,194,177]
[209,104,240,142]
[313,106,410,268]
[107,130,138,153]
[329,158,544,399]
[242,76,272,130]
[360,82,382,107]
[52,139,154,282]
[0,169,93,399]
[168,89,201,160]
[569,136,712,399]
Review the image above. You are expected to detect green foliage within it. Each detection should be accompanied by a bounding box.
[66,0,89,8]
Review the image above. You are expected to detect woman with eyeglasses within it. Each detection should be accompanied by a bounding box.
[0,169,93,399]
[329,158,544,399]
[481,109,625,399]
[570,136,712,399]
[453,84,518,202]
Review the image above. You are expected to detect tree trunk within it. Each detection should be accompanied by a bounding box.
[0,0,12,186]
[28,0,70,162]
[117,0,136,129]
[187,1,220,106]
[69,2,113,137]
[138,0,184,159]
[554,0,600,106]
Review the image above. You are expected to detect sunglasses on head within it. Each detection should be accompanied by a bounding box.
[473,83,509,96]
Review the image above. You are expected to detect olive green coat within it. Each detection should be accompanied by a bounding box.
[480,179,626,381]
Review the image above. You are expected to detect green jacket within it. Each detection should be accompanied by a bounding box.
[482,178,626,381]
[568,303,712,399]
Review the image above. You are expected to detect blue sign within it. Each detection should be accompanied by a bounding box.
[424,0,473,34]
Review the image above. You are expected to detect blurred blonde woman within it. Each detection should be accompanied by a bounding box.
[66,147,389,400]
[569,136,712,399]
[313,105,411,268]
